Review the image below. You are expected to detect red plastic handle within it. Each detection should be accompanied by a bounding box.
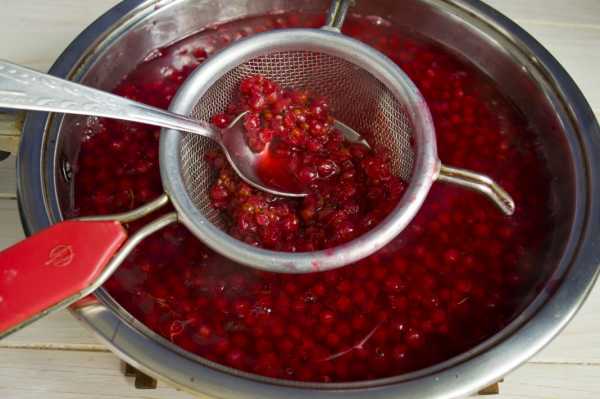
[0,220,127,334]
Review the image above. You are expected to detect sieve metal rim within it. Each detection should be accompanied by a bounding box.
[160,28,439,273]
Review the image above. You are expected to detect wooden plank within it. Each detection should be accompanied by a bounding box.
[532,282,600,364]
[0,348,598,399]
[0,1,597,119]
[0,131,600,355]
[0,113,24,157]
[0,156,17,199]
[0,3,597,120]
[2,284,598,362]
[0,199,22,248]
[0,348,198,399]
[514,22,600,112]
[2,287,597,361]
[0,1,598,77]
[485,1,600,114]
[0,2,598,398]
[1,192,599,359]
[0,1,120,71]
[3,196,600,360]
[500,363,600,399]
[486,0,600,26]
[0,311,100,349]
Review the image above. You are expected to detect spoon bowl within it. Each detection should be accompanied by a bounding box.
[221,112,371,197]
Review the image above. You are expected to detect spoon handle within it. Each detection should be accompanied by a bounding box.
[0,60,216,139]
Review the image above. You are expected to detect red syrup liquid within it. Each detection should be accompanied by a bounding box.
[74,12,555,382]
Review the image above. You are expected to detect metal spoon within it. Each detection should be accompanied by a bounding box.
[0,60,305,198]
[0,60,515,211]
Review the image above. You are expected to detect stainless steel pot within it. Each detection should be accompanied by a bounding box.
[14,0,600,398]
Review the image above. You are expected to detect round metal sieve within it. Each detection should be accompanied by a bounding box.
[161,21,514,273]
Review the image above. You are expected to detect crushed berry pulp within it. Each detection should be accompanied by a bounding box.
[208,75,406,251]
[74,13,555,382]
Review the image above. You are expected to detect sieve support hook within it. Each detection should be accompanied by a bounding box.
[323,0,355,31]
[437,164,516,215]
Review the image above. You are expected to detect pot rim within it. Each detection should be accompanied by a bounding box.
[16,0,600,398]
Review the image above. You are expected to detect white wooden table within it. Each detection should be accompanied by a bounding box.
[0,1,599,398]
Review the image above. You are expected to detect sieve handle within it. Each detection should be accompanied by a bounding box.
[0,60,217,140]
[0,221,128,339]
[437,164,516,216]
[0,194,176,339]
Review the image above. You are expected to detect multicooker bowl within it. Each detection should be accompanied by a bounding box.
[16,0,600,398]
